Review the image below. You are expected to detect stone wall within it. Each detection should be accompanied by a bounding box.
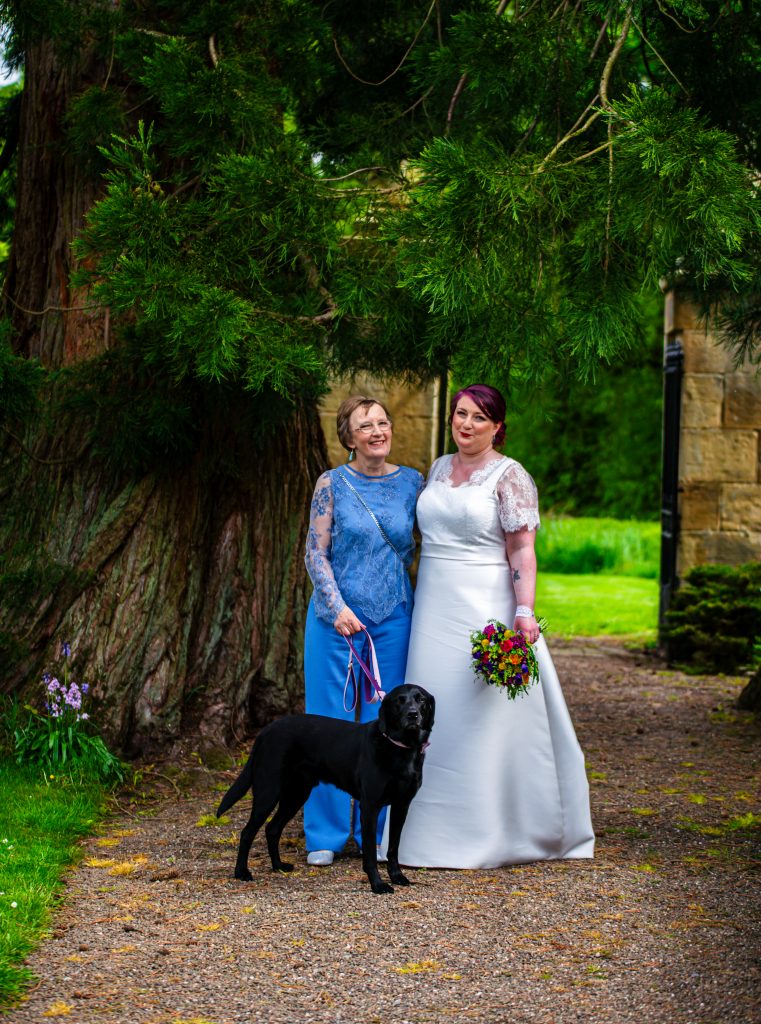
[318,374,443,474]
[665,291,761,574]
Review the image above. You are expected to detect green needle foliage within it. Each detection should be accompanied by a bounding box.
[1,0,759,448]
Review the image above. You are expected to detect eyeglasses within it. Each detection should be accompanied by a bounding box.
[354,419,392,434]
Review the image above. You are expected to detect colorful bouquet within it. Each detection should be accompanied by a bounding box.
[469,619,541,700]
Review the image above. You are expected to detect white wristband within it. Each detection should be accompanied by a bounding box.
[515,605,535,619]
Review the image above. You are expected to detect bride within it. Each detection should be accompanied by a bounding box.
[395,383,594,868]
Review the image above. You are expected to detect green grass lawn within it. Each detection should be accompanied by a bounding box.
[537,572,658,641]
[537,516,660,578]
[0,765,108,1010]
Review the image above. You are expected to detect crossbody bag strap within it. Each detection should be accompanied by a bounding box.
[340,469,404,563]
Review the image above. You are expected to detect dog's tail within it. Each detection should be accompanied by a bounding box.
[216,754,255,818]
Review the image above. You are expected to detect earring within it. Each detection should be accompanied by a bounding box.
[348,448,356,462]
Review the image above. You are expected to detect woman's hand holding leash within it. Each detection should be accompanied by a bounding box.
[334,606,365,637]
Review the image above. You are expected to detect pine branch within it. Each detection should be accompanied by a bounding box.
[535,95,601,171]
[333,0,437,87]
[297,251,338,324]
[4,294,98,316]
[208,34,219,67]
[631,16,689,95]
[2,427,89,466]
[445,0,511,136]
[536,3,632,172]
[599,3,634,109]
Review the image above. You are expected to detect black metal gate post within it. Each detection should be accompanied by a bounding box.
[659,332,684,636]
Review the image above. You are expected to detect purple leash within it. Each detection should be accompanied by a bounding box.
[343,627,386,713]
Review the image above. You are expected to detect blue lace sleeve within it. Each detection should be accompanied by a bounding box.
[307,466,423,624]
[304,472,346,623]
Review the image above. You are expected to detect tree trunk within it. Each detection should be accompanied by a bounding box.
[0,36,329,753]
[4,37,107,364]
[1,403,326,753]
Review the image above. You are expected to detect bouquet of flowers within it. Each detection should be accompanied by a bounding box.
[469,619,542,700]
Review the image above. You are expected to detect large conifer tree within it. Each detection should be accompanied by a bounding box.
[1,1,758,748]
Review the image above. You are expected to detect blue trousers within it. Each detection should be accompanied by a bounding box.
[303,600,412,853]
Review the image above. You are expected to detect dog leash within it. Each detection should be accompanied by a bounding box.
[343,627,386,713]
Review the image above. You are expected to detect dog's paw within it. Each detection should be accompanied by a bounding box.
[371,880,394,895]
[273,862,295,873]
[388,870,411,886]
[233,869,254,882]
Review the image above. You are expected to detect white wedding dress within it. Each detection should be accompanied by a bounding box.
[394,454,594,868]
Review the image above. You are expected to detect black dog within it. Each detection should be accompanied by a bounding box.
[215,684,435,895]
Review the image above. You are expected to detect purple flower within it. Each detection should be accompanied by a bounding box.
[61,642,71,659]
[81,683,89,695]
[65,686,82,710]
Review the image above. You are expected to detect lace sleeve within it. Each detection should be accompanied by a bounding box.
[304,472,345,622]
[496,461,541,533]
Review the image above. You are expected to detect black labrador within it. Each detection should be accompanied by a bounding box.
[215,683,435,895]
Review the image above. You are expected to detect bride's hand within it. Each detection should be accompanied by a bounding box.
[333,606,365,637]
[515,615,540,644]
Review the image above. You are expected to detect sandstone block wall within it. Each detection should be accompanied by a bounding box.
[665,291,761,575]
[318,374,442,475]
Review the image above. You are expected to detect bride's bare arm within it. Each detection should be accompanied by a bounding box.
[505,528,541,642]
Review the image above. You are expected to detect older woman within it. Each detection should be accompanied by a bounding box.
[391,383,594,868]
[303,395,424,866]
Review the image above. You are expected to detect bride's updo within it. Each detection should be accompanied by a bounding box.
[449,384,507,447]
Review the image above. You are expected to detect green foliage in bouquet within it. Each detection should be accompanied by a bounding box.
[663,563,761,673]
[8,643,124,784]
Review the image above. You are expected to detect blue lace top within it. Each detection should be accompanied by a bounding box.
[305,465,425,624]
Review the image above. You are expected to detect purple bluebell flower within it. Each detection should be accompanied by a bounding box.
[81,683,89,694]
[65,686,82,710]
[61,642,71,658]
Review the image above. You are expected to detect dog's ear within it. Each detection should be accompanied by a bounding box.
[377,696,389,734]
[423,691,436,730]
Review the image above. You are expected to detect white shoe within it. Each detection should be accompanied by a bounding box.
[307,850,334,866]
[376,845,387,863]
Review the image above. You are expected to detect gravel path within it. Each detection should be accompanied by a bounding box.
[4,639,760,1024]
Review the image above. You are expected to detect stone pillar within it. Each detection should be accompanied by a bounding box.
[666,291,761,574]
[318,375,444,474]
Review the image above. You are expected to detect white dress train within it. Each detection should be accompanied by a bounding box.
[391,455,594,869]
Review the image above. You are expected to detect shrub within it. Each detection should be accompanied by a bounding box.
[663,563,761,673]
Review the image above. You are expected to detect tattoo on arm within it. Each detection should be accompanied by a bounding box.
[512,569,521,582]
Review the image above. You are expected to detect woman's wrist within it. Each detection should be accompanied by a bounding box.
[515,605,535,619]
